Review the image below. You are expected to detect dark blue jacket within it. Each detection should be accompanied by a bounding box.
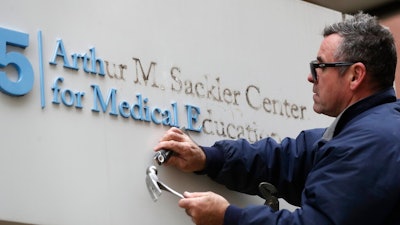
[201,88,400,225]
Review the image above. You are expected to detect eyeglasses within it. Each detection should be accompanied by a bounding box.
[310,60,355,81]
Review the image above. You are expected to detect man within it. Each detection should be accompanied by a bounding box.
[154,12,400,225]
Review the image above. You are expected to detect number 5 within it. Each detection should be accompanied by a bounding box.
[0,27,34,96]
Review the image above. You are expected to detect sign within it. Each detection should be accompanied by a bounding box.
[0,0,340,224]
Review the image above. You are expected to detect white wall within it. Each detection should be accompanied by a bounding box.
[0,0,340,224]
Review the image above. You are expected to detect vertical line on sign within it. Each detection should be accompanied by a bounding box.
[37,30,45,108]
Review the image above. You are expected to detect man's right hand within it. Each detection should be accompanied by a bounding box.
[154,127,206,173]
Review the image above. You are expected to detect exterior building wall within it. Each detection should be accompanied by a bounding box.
[380,14,400,98]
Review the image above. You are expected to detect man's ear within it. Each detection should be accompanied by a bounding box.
[349,62,367,90]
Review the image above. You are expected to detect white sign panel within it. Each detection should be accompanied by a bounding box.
[0,0,340,224]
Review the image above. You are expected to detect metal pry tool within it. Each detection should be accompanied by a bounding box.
[259,182,279,211]
[153,149,173,166]
[145,165,184,202]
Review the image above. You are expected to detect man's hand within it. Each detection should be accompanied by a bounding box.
[154,127,206,172]
[179,191,229,225]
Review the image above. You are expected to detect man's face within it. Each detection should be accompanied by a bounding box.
[308,34,351,117]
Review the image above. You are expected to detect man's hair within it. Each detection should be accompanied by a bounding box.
[323,12,397,90]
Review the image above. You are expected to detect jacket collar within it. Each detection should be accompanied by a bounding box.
[322,87,397,141]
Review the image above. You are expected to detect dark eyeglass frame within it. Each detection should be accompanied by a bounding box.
[310,60,355,81]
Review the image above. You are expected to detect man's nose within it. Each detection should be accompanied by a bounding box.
[307,73,315,83]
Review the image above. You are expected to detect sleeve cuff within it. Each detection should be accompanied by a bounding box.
[224,205,242,225]
[194,146,224,178]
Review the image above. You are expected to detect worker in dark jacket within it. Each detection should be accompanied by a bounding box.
[154,12,400,225]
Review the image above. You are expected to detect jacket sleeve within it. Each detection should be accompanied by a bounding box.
[201,128,325,205]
